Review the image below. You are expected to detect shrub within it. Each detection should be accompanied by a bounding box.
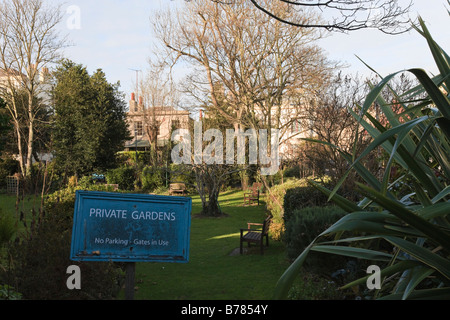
[283,165,300,178]
[284,206,362,286]
[284,206,346,260]
[265,178,308,239]
[287,271,346,300]
[0,208,16,247]
[141,166,166,192]
[0,157,19,189]
[116,151,151,166]
[283,181,334,226]
[2,185,124,299]
[265,176,333,240]
[105,166,136,191]
[168,164,197,193]
[0,284,22,300]
[268,221,284,242]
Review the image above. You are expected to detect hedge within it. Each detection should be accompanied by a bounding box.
[265,176,333,240]
[284,206,346,260]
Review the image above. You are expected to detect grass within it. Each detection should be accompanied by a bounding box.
[0,192,41,216]
[0,192,42,237]
[129,189,289,300]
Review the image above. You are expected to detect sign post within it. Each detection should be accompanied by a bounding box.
[70,190,192,299]
[125,262,136,300]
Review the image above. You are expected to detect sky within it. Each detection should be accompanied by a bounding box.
[55,0,449,103]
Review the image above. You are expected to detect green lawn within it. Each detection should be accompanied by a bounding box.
[0,193,42,238]
[130,190,289,300]
[0,193,41,217]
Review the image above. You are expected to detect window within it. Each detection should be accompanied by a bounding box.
[155,121,161,136]
[291,119,301,133]
[172,119,180,129]
[135,121,143,136]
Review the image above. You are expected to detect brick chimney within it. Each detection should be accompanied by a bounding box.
[39,67,49,82]
[130,92,138,112]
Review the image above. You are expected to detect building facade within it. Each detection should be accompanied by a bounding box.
[124,92,192,152]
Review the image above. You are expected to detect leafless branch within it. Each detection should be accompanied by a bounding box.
[0,0,67,176]
[213,0,415,34]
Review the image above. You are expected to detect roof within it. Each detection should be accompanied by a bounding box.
[0,68,25,78]
[127,105,190,116]
[124,140,150,148]
[124,139,170,148]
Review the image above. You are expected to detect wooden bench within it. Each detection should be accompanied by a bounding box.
[243,182,262,206]
[169,183,187,196]
[240,215,272,255]
[105,184,119,191]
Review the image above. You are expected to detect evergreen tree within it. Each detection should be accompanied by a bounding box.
[51,60,131,177]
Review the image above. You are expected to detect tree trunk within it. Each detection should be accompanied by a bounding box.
[194,165,223,217]
[202,191,221,216]
[25,112,34,177]
[14,119,25,176]
[233,122,249,190]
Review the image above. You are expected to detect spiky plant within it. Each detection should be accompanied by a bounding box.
[274,17,450,300]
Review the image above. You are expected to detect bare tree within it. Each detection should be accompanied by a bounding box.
[298,73,371,181]
[138,61,181,165]
[214,0,414,34]
[171,114,244,216]
[159,1,334,120]
[293,71,421,193]
[0,0,66,178]
[154,0,335,186]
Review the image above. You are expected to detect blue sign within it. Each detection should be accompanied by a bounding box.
[70,190,191,263]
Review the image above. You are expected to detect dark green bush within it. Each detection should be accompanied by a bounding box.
[2,186,124,299]
[283,182,335,226]
[168,164,197,193]
[0,208,15,247]
[284,206,350,278]
[105,166,136,191]
[141,166,165,192]
[265,177,335,240]
[116,151,151,166]
[283,165,300,178]
[0,157,19,189]
[284,206,346,260]
[287,270,347,300]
